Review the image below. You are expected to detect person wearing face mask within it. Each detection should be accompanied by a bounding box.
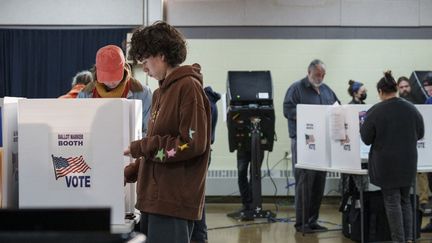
[343,80,368,213]
[347,80,367,104]
[78,45,152,136]
[283,59,340,233]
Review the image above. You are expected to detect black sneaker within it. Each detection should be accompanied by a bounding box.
[420,203,432,214]
[227,207,252,220]
[227,209,243,218]
[295,225,314,234]
[238,210,254,221]
[421,223,432,233]
[309,223,328,231]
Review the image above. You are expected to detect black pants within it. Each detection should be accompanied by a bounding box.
[291,138,326,228]
[237,150,264,209]
[140,212,194,243]
[191,152,211,242]
[382,187,413,242]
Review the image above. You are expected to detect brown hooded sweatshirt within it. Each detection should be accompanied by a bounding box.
[125,64,211,220]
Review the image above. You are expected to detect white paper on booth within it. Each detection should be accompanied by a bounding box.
[329,103,346,140]
[330,105,362,171]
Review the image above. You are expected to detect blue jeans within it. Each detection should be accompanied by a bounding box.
[382,187,413,242]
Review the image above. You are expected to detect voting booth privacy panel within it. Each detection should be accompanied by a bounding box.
[125,100,142,216]
[416,105,432,167]
[296,105,331,168]
[1,97,22,208]
[297,104,432,171]
[17,99,141,225]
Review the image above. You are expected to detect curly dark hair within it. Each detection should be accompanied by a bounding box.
[128,21,187,67]
[377,70,397,94]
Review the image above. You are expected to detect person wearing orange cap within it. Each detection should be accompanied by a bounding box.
[123,21,211,243]
[78,45,152,135]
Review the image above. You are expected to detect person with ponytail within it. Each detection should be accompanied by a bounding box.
[347,80,367,104]
[360,71,424,243]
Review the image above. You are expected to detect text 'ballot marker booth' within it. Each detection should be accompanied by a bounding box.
[17,99,142,226]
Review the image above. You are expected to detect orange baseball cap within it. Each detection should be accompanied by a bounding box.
[95,45,125,84]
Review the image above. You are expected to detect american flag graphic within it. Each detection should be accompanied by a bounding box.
[305,134,315,145]
[51,155,91,180]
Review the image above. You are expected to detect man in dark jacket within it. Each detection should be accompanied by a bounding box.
[397,76,431,215]
[283,59,339,232]
[397,76,416,103]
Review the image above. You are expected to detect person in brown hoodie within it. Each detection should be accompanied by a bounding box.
[124,21,211,243]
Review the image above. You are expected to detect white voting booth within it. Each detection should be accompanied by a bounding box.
[1,97,23,208]
[329,105,372,171]
[296,105,331,168]
[416,105,432,168]
[18,99,142,225]
[297,104,432,171]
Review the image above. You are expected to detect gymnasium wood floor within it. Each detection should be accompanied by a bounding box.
[205,202,432,243]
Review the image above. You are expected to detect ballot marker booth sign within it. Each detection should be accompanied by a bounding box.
[18,99,132,225]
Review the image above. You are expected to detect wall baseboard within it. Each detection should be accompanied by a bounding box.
[205,169,341,196]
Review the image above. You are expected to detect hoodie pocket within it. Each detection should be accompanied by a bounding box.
[155,163,184,204]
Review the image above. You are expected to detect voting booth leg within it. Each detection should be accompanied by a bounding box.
[413,179,417,242]
[359,182,364,243]
[302,173,306,235]
[250,130,262,212]
[242,118,275,220]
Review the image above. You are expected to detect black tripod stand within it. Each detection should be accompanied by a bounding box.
[229,117,276,221]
